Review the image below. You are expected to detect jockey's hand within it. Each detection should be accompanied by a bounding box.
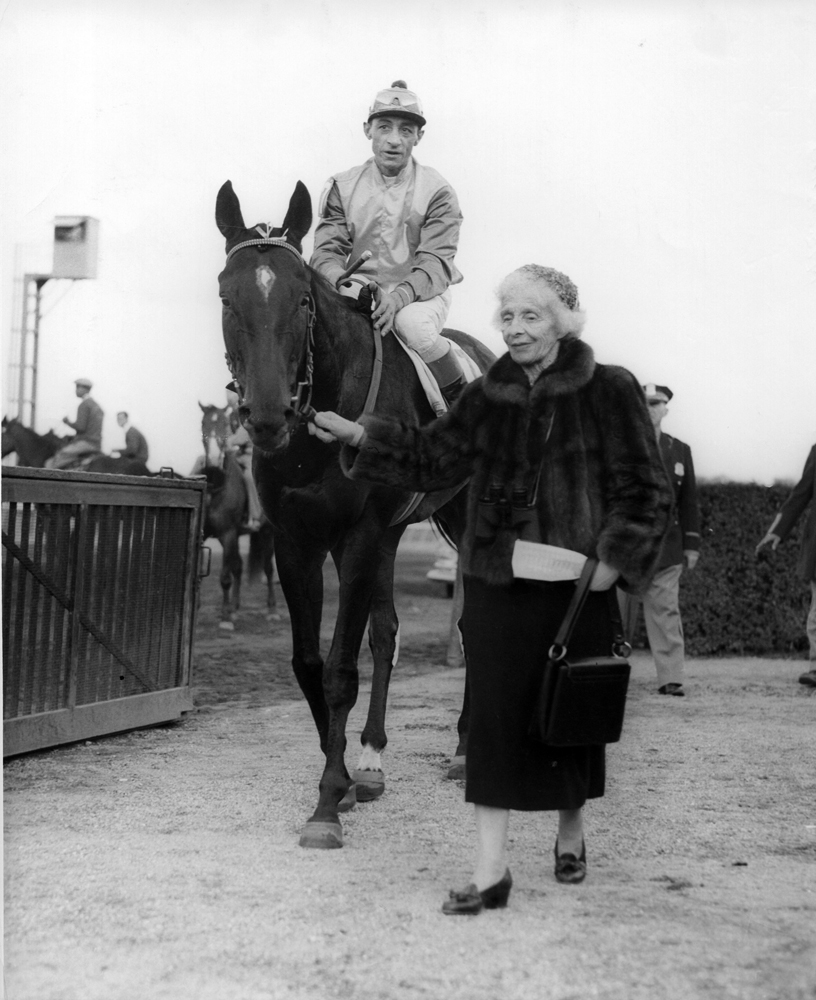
[356,283,376,316]
[372,289,401,336]
[588,560,620,591]
[309,411,367,447]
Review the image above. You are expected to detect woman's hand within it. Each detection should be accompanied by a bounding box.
[588,560,620,591]
[308,411,366,447]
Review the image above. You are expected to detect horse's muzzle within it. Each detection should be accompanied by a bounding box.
[245,418,291,455]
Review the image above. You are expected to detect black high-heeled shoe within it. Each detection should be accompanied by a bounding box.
[441,868,513,915]
[554,839,587,884]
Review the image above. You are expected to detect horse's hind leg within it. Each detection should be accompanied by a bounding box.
[264,527,279,621]
[447,562,468,780]
[353,529,403,802]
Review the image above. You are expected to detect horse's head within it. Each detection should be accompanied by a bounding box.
[215,180,314,454]
[199,402,229,464]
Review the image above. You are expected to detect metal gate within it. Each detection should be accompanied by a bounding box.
[2,466,206,756]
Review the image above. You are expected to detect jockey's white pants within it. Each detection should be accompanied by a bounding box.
[394,290,452,363]
[339,282,453,363]
[46,439,98,469]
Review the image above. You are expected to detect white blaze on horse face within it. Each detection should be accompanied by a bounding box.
[255,264,276,300]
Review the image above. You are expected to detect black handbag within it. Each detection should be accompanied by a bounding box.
[529,558,632,746]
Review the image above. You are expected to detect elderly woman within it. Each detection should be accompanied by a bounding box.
[310,265,670,914]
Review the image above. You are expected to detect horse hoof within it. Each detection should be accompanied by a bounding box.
[446,755,466,781]
[338,783,357,813]
[298,821,343,849]
[351,769,385,801]
[218,620,235,631]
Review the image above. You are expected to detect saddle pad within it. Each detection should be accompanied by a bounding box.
[390,335,482,417]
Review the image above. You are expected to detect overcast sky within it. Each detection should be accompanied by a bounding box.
[2,0,814,482]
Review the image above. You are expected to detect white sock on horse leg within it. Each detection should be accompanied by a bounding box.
[356,744,382,773]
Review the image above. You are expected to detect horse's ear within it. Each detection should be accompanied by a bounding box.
[216,181,246,240]
[281,181,312,251]
[199,401,207,412]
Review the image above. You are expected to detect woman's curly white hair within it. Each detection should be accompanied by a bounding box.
[493,264,586,340]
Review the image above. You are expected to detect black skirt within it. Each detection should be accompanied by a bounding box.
[460,576,612,811]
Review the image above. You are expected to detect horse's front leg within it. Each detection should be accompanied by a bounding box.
[218,528,242,631]
[274,535,329,748]
[353,526,404,802]
[299,538,378,849]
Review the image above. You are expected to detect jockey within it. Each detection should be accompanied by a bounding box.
[310,80,468,404]
[47,378,104,469]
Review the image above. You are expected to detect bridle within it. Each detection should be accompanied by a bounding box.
[222,234,318,425]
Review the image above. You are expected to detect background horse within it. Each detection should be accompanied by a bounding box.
[215,179,495,849]
[197,404,277,628]
[1,417,150,475]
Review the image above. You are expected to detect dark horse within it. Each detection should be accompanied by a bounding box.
[197,404,277,628]
[215,179,495,849]
[1,417,150,475]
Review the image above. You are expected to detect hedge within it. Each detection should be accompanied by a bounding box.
[628,482,811,658]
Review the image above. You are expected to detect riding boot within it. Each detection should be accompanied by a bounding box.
[427,348,467,408]
[440,374,467,406]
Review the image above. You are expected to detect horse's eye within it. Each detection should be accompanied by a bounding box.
[301,296,310,308]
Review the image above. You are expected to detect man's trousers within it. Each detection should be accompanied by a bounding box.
[619,563,685,687]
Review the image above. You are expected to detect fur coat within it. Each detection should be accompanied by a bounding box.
[344,338,672,591]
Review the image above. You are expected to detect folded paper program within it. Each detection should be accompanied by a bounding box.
[511,541,587,581]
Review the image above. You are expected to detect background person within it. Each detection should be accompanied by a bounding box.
[310,80,468,404]
[309,264,670,913]
[619,384,701,697]
[756,443,816,686]
[47,377,104,469]
[226,409,263,531]
[113,411,149,464]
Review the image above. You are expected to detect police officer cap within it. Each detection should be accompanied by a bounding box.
[643,384,673,402]
[74,377,93,389]
[368,80,426,127]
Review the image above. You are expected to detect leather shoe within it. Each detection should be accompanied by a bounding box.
[798,670,816,687]
[554,839,587,884]
[441,868,512,915]
[658,683,685,697]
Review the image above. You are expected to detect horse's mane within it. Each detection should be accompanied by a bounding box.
[307,264,371,330]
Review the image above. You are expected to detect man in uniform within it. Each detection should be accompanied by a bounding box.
[310,80,468,404]
[756,443,816,686]
[113,411,149,464]
[621,384,701,696]
[48,377,104,469]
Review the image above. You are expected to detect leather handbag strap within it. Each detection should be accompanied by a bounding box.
[551,557,598,654]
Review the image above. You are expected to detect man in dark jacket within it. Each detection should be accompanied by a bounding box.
[621,384,701,696]
[114,411,149,464]
[756,444,816,686]
[48,377,104,469]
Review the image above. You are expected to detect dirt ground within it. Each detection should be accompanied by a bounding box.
[4,525,816,1000]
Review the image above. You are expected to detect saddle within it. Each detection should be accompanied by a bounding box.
[391,335,481,418]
